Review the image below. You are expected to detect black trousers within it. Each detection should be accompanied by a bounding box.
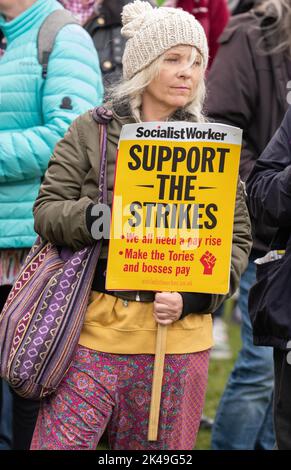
[273,348,291,450]
[10,388,40,450]
[0,286,40,450]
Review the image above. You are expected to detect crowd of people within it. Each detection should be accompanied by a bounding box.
[0,0,290,451]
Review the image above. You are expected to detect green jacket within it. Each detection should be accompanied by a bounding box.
[33,107,252,313]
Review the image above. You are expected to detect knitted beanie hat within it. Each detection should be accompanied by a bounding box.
[121,1,209,80]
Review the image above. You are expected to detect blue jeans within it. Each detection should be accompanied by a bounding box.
[211,259,275,450]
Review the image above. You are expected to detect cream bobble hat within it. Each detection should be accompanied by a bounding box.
[121,0,209,80]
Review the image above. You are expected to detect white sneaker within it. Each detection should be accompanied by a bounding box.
[211,318,232,360]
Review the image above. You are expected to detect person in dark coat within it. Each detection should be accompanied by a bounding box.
[204,0,291,449]
[83,0,134,87]
[247,106,291,450]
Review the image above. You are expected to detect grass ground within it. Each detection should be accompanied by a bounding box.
[195,299,242,449]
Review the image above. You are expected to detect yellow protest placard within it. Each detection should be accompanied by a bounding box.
[106,122,242,294]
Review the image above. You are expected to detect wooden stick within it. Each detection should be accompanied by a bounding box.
[148,323,168,441]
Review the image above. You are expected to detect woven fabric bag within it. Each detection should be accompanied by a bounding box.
[0,118,107,399]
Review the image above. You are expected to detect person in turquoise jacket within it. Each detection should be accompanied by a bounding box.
[0,0,103,450]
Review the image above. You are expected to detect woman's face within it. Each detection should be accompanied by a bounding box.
[142,45,203,119]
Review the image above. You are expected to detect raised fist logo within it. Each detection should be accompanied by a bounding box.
[200,251,216,275]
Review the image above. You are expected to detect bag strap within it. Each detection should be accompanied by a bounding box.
[92,106,115,205]
[37,10,79,79]
[98,123,108,205]
[84,121,108,266]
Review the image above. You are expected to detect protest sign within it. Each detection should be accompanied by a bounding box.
[106,121,242,294]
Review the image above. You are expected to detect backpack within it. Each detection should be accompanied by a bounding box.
[37,9,78,78]
[0,10,78,72]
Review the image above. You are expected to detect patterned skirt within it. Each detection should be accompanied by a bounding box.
[31,344,210,450]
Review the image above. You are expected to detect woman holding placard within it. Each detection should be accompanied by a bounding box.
[30,1,251,450]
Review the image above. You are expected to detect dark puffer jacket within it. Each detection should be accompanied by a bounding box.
[84,0,155,87]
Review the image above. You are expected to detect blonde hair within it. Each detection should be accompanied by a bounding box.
[256,0,291,57]
[106,46,206,122]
